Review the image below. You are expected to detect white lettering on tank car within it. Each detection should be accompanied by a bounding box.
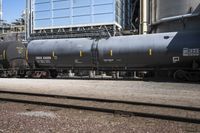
[36,60,51,64]
[104,59,114,62]
[75,59,82,64]
[36,56,52,60]
[36,56,42,60]
[36,56,52,64]
[173,57,180,63]
[183,48,200,56]
[116,59,122,62]
[43,56,52,60]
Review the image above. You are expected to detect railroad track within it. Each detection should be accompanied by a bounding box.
[0,90,200,124]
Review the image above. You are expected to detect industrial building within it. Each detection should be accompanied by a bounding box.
[148,0,200,33]
[0,0,199,40]
[34,0,124,29]
[0,19,25,34]
[0,0,25,41]
[27,0,136,39]
[0,0,200,80]
[25,0,200,40]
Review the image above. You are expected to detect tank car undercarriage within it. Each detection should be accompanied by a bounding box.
[2,67,198,82]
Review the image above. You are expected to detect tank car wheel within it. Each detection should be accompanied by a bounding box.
[173,70,187,81]
[50,70,58,78]
[184,71,200,82]
[19,73,26,78]
[18,70,26,78]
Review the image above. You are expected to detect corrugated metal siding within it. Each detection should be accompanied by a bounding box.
[33,0,125,29]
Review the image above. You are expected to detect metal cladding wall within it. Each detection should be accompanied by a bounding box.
[33,0,125,30]
[151,0,200,33]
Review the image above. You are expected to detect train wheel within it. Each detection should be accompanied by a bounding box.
[19,73,26,78]
[173,70,200,82]
[184,71,200,82]
[173,70,187,81]
[18,70,26,78]
[112,71,120,79]
[50,70,58,78]
[89,70,95,78]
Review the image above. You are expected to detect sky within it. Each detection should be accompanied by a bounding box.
[3,0,26,23]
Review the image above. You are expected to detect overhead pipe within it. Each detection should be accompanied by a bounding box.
[151,12,200,26]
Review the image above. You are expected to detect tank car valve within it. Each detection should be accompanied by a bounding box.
[80,50,83,57]
[109,50,113,57]
[52,51,57,60]
[26,50,29,61]
[3,50,6,60]
[148,49,152,56]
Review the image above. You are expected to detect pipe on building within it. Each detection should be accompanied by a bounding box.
[0,0,2,27]
[151,12,200,26]
[140,0,149,34]
[25,0,32,41]
[0,0,2,21]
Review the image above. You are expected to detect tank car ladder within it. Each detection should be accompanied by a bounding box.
[90,41,99,78]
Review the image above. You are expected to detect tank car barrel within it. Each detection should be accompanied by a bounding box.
[27,31,200,74]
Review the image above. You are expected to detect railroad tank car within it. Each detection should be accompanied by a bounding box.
[0,40,27,77]
[97,31,200,70]
[27,31,200,80]
[151,0,200,33]
[28,38,94,68]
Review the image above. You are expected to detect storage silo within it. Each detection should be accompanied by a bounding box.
[150,0,200,33]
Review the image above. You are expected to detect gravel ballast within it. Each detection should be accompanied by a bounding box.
[0,79,200,132]
[1,102,200,133]
[0,78,200,107]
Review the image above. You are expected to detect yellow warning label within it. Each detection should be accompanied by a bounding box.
[3,50,6,60]
[149,49,152,56]
[80,51,83,57]
[109,50,113,57]
[26,50,29,61]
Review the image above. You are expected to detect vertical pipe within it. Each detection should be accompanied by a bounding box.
[140,0,148,34]
[149,0,152,24]
[153,0,157,23]
[25,0,28,40]
[51,0,53,27]
[70,0,73,25]
[0,0,2,26]
[91,0,94,23]
[0,0,2,20]
[31,0,34,34]
[113,0,116,28]
[26,0,32,40]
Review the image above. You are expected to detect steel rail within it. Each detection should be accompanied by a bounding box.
[0,90,200,124]
[0,90,200,112]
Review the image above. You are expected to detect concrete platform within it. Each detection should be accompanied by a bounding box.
[0,78,200,107]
